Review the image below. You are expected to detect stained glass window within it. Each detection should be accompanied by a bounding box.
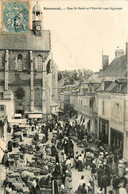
[35,55,43,71]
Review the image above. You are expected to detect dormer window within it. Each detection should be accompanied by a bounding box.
[88,83,94,93]
[115,79,121,92]
[117,83,121,92]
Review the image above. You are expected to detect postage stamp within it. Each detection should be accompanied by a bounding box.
[2,0,29,33]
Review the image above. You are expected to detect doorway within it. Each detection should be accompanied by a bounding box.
[16,104,24,115]
[111,128,123,157]
[99,118,109,144]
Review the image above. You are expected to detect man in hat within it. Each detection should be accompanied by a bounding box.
[112,174,120,194]
[100,171,110,194]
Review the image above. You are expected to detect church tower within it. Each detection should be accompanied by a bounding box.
[0,1,58,121]
[32,2,42,36]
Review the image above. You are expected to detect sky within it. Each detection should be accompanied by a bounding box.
[34,0,128,72]
[2,0,128,72]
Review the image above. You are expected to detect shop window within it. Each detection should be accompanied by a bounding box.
[17,54,23,71]
[102,101,105,115]
[111,128,123,157]
[35,55,43,71]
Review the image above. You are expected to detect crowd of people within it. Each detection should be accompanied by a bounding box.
[45,112,128,194]
[1,110,128,193]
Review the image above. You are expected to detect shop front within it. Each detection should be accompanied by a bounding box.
[99,118,109,144]
[111,128,123,158]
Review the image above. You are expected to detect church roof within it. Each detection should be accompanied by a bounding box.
[0,30,50,51]
[99,55,127,78]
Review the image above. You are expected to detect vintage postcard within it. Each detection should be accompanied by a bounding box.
[0,0,128,194]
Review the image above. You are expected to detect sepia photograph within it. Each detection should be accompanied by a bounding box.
[0,0,128,193]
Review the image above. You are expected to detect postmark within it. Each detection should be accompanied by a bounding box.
[2,0,29,34]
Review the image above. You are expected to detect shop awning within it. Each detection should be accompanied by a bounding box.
[14,114,22,118]
[28,114,43,118]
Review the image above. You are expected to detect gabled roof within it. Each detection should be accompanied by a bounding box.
[0,30,50,51]
[110,82,127,94]
[83,73,103,84]
[100,55,127,78]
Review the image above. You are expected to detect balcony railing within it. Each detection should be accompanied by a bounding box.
[74,104,97,117]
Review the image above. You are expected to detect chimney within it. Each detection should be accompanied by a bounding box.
[102,55,109,71]
[115,47,124,58]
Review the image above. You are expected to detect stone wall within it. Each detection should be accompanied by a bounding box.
[0,50,5,70]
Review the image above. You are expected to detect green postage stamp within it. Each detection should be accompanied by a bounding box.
[2,0,29,33]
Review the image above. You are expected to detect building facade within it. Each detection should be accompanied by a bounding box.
[59,44,128,159]
[0,2,58,120]
[97,80,127,158]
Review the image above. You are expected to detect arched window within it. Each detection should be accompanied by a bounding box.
[17,54,23,71]
[16,104,24,114]
[35,55,43,71]
[46,60,51,74]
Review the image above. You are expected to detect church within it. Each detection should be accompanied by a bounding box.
[0,2,58,120]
